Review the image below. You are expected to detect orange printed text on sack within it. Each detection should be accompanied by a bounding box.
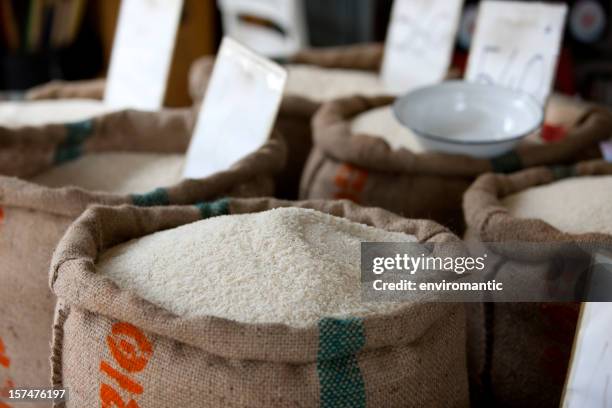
[333,163,368,203]
[99,322,153,408]
[0,337,15,408]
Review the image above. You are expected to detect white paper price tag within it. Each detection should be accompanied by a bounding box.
[563,302,612,407]
[104,0,183,110]
[182,37,287,179]
[465,1,567,105]
[381,0,464,93]
[562,250,612,407]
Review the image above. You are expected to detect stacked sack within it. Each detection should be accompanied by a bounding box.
[0,109,285,401]
[50,198,469,407]
[302,96,612,232]
[462,160,612,407]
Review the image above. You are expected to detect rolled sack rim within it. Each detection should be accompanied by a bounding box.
[462,159,612,261]
[0,112,287,217]
[311,95,612,178]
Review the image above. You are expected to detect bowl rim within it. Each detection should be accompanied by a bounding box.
[392,80,544,146]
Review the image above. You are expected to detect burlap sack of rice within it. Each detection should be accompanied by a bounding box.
[0,110,285,402]
[462,159,612,407]
[49,197,468,408]
[300,95,612,233]
[188,43,397,200]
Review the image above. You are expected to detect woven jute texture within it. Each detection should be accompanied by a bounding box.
[462,160,612,407]
[50,198,469,408]
[300,95,612,233]
[0,110,285,406]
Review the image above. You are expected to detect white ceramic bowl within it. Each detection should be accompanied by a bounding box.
[393,81,543,158]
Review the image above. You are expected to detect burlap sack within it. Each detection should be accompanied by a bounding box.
[301,95,612,233]
[462,160,612,407]
[188,44,387,200]
[0,110,285,405]
[49,197,469,408]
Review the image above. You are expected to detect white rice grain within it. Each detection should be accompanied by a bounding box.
[502,175,612,235]
[0,100,113,127]
[351,106,424,152]
[32,152,184,194]
[99,207,417,327]
[285,65,389,102]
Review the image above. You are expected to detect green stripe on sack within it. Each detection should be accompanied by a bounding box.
[54,120,95,164]
[317,317,366,408]
[131,188,170,207]
[490,151,522,173]
[195,198,230,218]
[550,165,576,180]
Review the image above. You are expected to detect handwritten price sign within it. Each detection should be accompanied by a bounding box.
[465,1,567,105]
[381,0,464,93]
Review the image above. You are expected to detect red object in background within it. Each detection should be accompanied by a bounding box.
[452,50,469,76]
[539,303,581,343]
[541,123,568,142]
[555,48,576,95]
[540,345,572,385]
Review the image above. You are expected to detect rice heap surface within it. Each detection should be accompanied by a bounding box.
[285,65,388,101]
[502,175,612,235]
[350,105,424,151]
[0,100,113,127]
[99,207,417,327]
[32,152,185,194]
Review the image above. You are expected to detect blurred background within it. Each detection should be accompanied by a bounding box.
[0,0,610,106]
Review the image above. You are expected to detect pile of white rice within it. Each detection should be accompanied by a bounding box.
[32,152,185,194]
[285,65,389,102]
[286,66,425,151]
[98,207,417,327]
[350,106,424,151]
[0,100,113,127]
[502,175,612,235]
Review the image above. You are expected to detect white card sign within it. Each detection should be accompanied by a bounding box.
[217,0,308,59]
[381,0,464,93]
[562,250,612,407]
[465,1,567,105]
[182,37,287,179]
[104,0,183,110]
[562,302,612,407]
